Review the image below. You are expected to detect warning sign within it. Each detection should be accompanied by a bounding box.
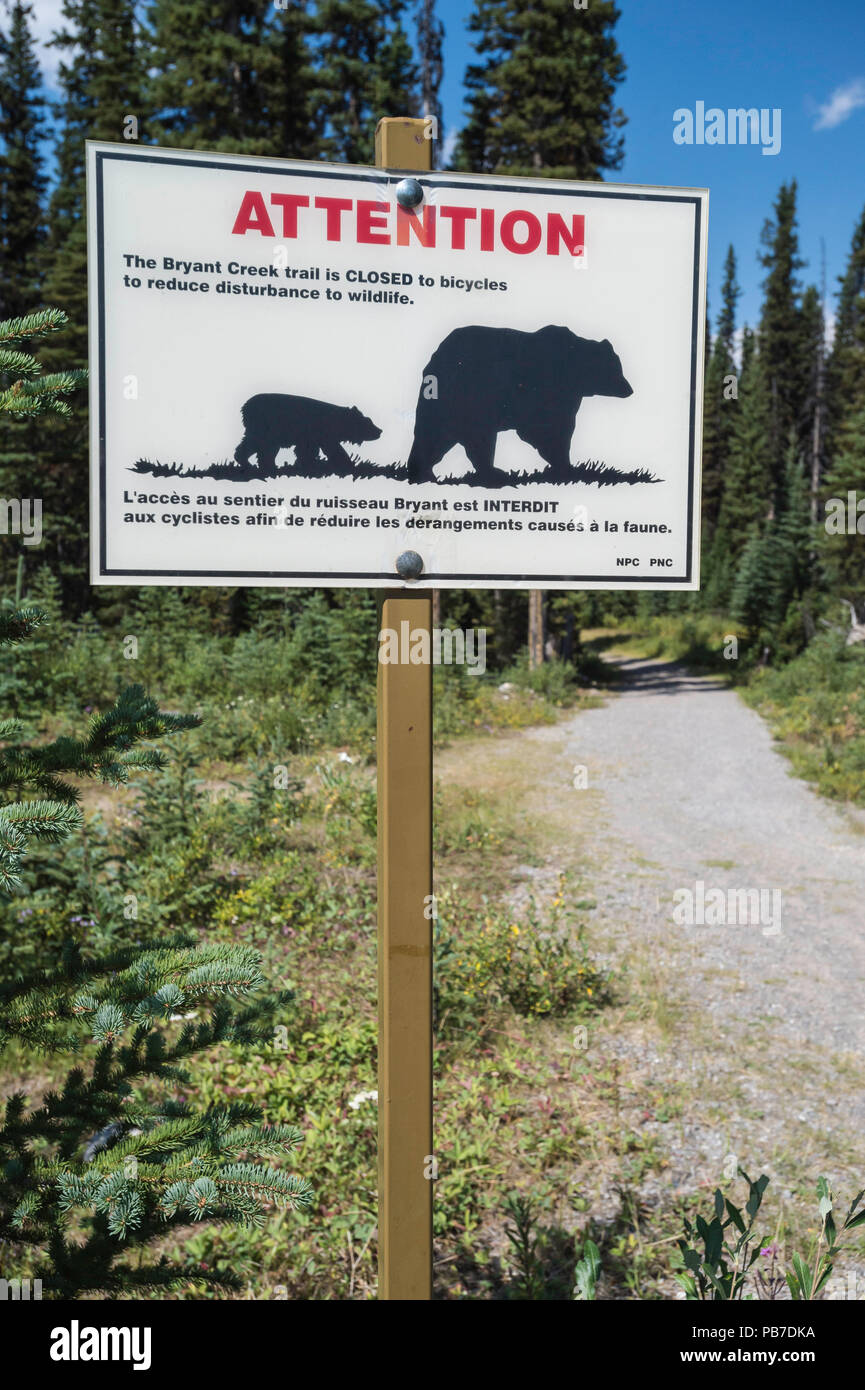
[87,141,708,588]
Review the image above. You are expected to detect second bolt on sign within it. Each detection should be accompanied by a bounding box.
[87,141,708,590]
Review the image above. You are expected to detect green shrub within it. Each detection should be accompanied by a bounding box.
[744,634,865,804]
[434,880,609,1029]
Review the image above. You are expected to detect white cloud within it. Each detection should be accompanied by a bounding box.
[814,78,865,131]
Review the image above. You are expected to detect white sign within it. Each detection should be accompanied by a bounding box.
[87,142,708,589]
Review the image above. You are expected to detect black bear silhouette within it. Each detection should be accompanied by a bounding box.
[235,394,382,476]
[406,325,633,487]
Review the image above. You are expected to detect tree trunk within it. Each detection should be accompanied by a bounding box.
[562,607,575,663]
[528,590,545,669]
[810,325,825,525]
[811,240,827,526]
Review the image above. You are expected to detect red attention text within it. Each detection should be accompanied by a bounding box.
[231,192,585,257]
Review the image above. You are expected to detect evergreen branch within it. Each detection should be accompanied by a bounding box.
[0,347,41,377]
[0,584,308,1289]
[0,308,70,346]
[0,607,47,645]
[12,369,88,396]
[0,387,74,418]
[1,799,83,837]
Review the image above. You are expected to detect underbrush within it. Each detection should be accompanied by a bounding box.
[590,614,738,675]
[5,705,862,1297]
[743,634,865,806]
[5,577,604,762]
[0,741,619,1299]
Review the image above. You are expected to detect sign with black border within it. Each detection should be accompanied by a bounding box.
[87,141,708,589]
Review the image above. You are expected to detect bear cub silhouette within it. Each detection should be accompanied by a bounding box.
[235,394,382,476]
[406,325,632,486]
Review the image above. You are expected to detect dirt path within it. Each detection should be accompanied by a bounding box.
[437,657,865,1281]
[568,656,865,1059]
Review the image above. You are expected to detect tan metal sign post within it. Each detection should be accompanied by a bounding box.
[374,117,434,1302]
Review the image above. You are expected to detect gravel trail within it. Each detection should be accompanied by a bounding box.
[438,656,865,1287]
[563,657,865,1062]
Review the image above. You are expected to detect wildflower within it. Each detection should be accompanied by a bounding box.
[349,1089,378,1111]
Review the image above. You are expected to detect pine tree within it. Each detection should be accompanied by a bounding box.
[758,182,809,501]
[799,283,825,521]
[821,205,865,620]
[272,0,321,159]
[716,245,739,357]
[454,0,625,662]
[43,0,144,349]
[730,435,813,659]
[0,0,46,321]
[828,203,865,439]
[729,522,775,650]
[25,3,145,605]
[701,245,740,554]
[0,307,87,595]
[457,0,626,178]
[1,933,311,1296]
[0,855,312,1297]
[772,432,815,645]
[707,329,773,609]
[416,0,444,166]
[312,0,419,165]
[0,556,311,1290]
[147,1,317,158]
[821,408,865,617]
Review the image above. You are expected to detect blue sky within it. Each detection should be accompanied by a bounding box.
[438,0,865,341]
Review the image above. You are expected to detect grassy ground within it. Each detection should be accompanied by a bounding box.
[0,675,723,1301]
[0,652,615,1300]
[4,617,862,1298]
[87,701,861,1300]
